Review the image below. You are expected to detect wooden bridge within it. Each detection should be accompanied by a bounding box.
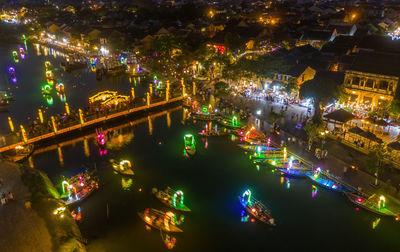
[0,96,184,153]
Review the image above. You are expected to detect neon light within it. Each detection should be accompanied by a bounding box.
[173,190,184,208]
[378,195,386,209]
[62,180,70,194]
[242,189,252,204]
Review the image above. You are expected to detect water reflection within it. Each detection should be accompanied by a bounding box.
[121,178,133,190]
[312,185,318,198]
[32,107,181,166]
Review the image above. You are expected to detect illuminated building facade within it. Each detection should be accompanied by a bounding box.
[343,51,400,111]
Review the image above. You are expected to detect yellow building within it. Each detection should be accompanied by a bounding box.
[343,52,400,110]
[273,65,316,86]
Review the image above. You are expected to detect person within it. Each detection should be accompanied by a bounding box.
[1,194,6,205]
[8,192,14,201]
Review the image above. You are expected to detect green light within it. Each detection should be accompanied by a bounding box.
[232,116,238,126]
[173,190,184,207]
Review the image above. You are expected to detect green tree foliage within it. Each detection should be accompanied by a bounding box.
[388,99,400,120]
[364,144,389,183]
[214,81,229,97]
[303,121,324,150]
[300,76,343,122]
[224,55,290,81]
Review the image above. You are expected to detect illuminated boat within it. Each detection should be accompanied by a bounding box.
[44,61,52,71]
[138,208,183,233]
[191,113,218,121]
[307,168,355,193]
[217,116,241,129]
[345,192,396,216]
[8,67,15,75]
[60,168,99,205]
[278,167,312,178]
[239,189,276,226]
[198,129,226,137]
[152,187,191,212]
[238,144,279,152]
[106,65,126,75]
[160,231,177,250]
[111,159,134,176]
[12,51,19,63]
[0,91,14,106]
[96,128,106,146]
[2,144,34,162]
[184,134,196,156]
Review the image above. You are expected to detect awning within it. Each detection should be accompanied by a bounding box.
[324,109,355,123]
[388,141,400,151]
[348,126,364,134]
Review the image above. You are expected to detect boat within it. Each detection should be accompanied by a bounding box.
[238,144,280,152]
[0,91,14,106]
[345,192,396,216]
[198,129,226,137]
[152,187,191,212]
[278,167,313,178]
[60,167,99,205]
[307,167,355,193]
[191,113,218,121]
[106,65,126,75]
[238,189,276,226]
[111,159,134,176]
[138,208,183,233]
[2,144,34,162]
[217,116,242,129]
[160,231,177,250]
[60,61,87,72]
[184,134,196,156]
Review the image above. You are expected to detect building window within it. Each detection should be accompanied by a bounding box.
[365,79,374,88]
[346,78,351,84]
[285,76,289,81]
[301,75,305,82]
[379,80,388,90]
[277,74,282,80]
[352,77,360,85]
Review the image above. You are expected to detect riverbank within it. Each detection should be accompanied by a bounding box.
[20,165,86,252]
[0,161,85,251]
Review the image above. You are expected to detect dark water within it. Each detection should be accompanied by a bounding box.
[2,44,400,251]
[0,43,149,134]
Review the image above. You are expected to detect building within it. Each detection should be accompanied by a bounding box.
[273,64,316,86]
[343,51,400,111]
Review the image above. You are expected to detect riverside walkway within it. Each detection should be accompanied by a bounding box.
[0,93,184,153]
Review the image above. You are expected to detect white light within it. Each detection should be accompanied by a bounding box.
[256,110,261,115]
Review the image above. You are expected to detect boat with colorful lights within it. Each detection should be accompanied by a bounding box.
[184,134,196,156]
[0,91,14,106]
[2,144,34,162]
[138,208,183,232]
[160,231,177,250]
[60,167,99,205]
[345,192,396,216]
[278,167,313,178]
[217,116,242,129]
[238,189,276,226]
[96,128,106,146]
[152,187,191,212]
[111,159,134,176]
[307,168,355,193]
[238,144,279,152]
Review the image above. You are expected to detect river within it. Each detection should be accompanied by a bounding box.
[1,43,400,251]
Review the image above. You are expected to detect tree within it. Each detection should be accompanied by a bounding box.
[364,144,390,186]
[388,99,400,120]
[214,81,229,98]
[282,78,298,97]
[303,121,324,151]
[300,76,343,122]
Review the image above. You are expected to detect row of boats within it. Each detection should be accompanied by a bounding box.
[236,137,398,219]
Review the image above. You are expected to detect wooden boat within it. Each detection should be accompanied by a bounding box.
[138,208,183,233]
[111,159,134,176]
[106,65,126,75]
[191,113,218,121]
[278,167,312,178]
[239,190,276,226]
[307,168,355,193]
[60,61,87,72]
[160,231,177,250]
[345,192,396,216]
[60,168,99,205]
[217,117,242,129]
[198,129,226,137]
[2,144,34,162]
[152,187,191,212]
[0,91,14,106]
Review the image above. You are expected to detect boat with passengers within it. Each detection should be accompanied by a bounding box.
[138,208,183,232]
[152,187,191,212]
